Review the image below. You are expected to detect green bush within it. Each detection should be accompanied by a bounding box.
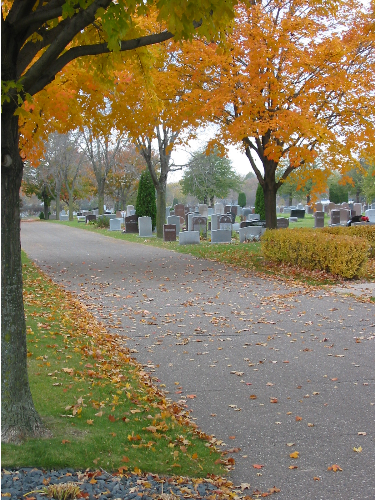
[136,170,157,229]
[94,215,110,228]
[238,192,246,208]
[39,212,45,220]
[261,228,369,279]
[255,184,266,219]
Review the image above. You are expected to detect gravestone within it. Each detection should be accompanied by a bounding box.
[60,215,69,221]
[279,206,284,213]
[208,207,213,216]
[125,215,138,233]
[211,214,219,231]
[239,226,265,242]
[297,203,304,210]
[219,214,232,230]
[324,205,330,214]
[167,215,181,233]
[174,204,185,219]
[187,213,195,231]
[307,205,314,215]
[126,205,135,216]
[163,224,176,241]
[330,210,340,225]
[341,202,350,209]
[77,215,86,223]
[283,207,291,213]
[315,202,323,212]
[225,205,231,214]
[138,216,153,237]
[290,209,305,219]
[192,216,207,239]
[240,221,252,228]
[86,214,97,223]
[340,208,350,224]
[277,217,289,229]
[314,211,325,228]
[248,213,260,221]
[354,203,362,216]
[214,203,224,215]
[60,210,66,216]
[211,229,232,244]
[242,208,252,218]
[198,204,208,218]
[328,202,336,213]
[179,231,200,245]
[365,209,375,222]
[110,218,122,231]
[116,211,123,219]
[230,205,238,216]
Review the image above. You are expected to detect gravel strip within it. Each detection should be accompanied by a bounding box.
[1,468,254,500]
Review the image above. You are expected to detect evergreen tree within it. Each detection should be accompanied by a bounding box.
[136,170,157,229]
[238,192,246,208]
[255,184,266,220]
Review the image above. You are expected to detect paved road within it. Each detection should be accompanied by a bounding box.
[21,222,375,500]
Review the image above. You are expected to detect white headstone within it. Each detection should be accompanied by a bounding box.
[138,216,153,237]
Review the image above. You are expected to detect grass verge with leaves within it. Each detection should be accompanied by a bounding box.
[1,253,226,477]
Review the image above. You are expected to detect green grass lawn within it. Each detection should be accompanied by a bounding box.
[2,253,226,476]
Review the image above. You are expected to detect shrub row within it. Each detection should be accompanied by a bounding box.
[321,225,375,257]
[261,228,370,279]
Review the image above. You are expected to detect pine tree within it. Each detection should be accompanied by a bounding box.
[238,192,246,208]
[255,184,266,220]
[136,170,157,229]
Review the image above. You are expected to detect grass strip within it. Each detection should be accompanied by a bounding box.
[2,253,227,477]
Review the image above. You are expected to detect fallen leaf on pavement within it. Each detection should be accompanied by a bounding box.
[328,464,342,472]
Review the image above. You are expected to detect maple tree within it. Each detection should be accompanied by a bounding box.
[184,0,375,227]
[1,0,236,443]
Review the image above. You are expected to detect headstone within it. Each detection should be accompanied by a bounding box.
[230,205,238,216]
[138,216,153,237]
[242,208,252,218]
[167,215,181,233]
[198,204,208,218]
[211,214,219,231]
[163,224,176,241]
[341,202,350,209]
[340,208,350,224]
[248,213,260,221]
[92,209,99,216]
[77,215,86,223]
[354,203,362,216]
[116,210,122,219]
[60,214,69,221]
[179,231,200,245]
[283,207,291,213]
[330,210,340,225]
[187,213,195,231]
[324,205,330,214]
[110,218,122,231]
[232,222,240,231]
[277,217,289,229]
[279,206,284,213]
[60,210,66,216]
[208,207,213,216]
[290,209,305,219]
[328,202,336,213]
[86,214,97,223]
[219,214,232,230]
[225,205,231,214]
[126,205,135,217]
[314,211,325,228]
[289,217,298,223]
[239,226,265,242]
[307,205,314,215]
[104,214,116,219]
[297,203,304,210]
[174,204,185,219]
[211,229,232,244]
[315,202,323,212]
[192,216,207,238]
[214,203,224,215]
[125,215,138,233]
[365,209,375,222]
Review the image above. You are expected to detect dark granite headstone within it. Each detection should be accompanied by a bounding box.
[290,209,305,219]
[163,224,176,241]
[314,211,325,228]
[219,214,232,230]
[174,204,185,218]
[125,215,138,233]
[86,214,97,223]
[330,210,340,225]
[277,217,289,229]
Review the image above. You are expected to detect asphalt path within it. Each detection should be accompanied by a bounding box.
[21,222,375,500]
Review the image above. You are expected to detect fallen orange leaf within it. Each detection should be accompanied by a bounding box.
[253,464,264,469]
[290,451,299,459]
[295,416,303,421]
[186,395,196,399]
[328,464,342,472]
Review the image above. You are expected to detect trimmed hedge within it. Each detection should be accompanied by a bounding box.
[322,225,375,257]
[261,228,370,279]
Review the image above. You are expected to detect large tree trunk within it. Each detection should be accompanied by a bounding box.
[156,185,166,238]
[1,109,47,443]
[263,159,278,229]
[97,180,105,215]
[68,191,74,221]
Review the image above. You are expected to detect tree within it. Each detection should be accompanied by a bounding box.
[1,0,236,443]
[185,1,375,228]
[255,184,266,220]
[135,169,157,229]
[83,129,125,214]
[180,147,240,205]
[22,161,55,219]
[328,174,350,204]
[360,160,375,204]
[238,192,246,208]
